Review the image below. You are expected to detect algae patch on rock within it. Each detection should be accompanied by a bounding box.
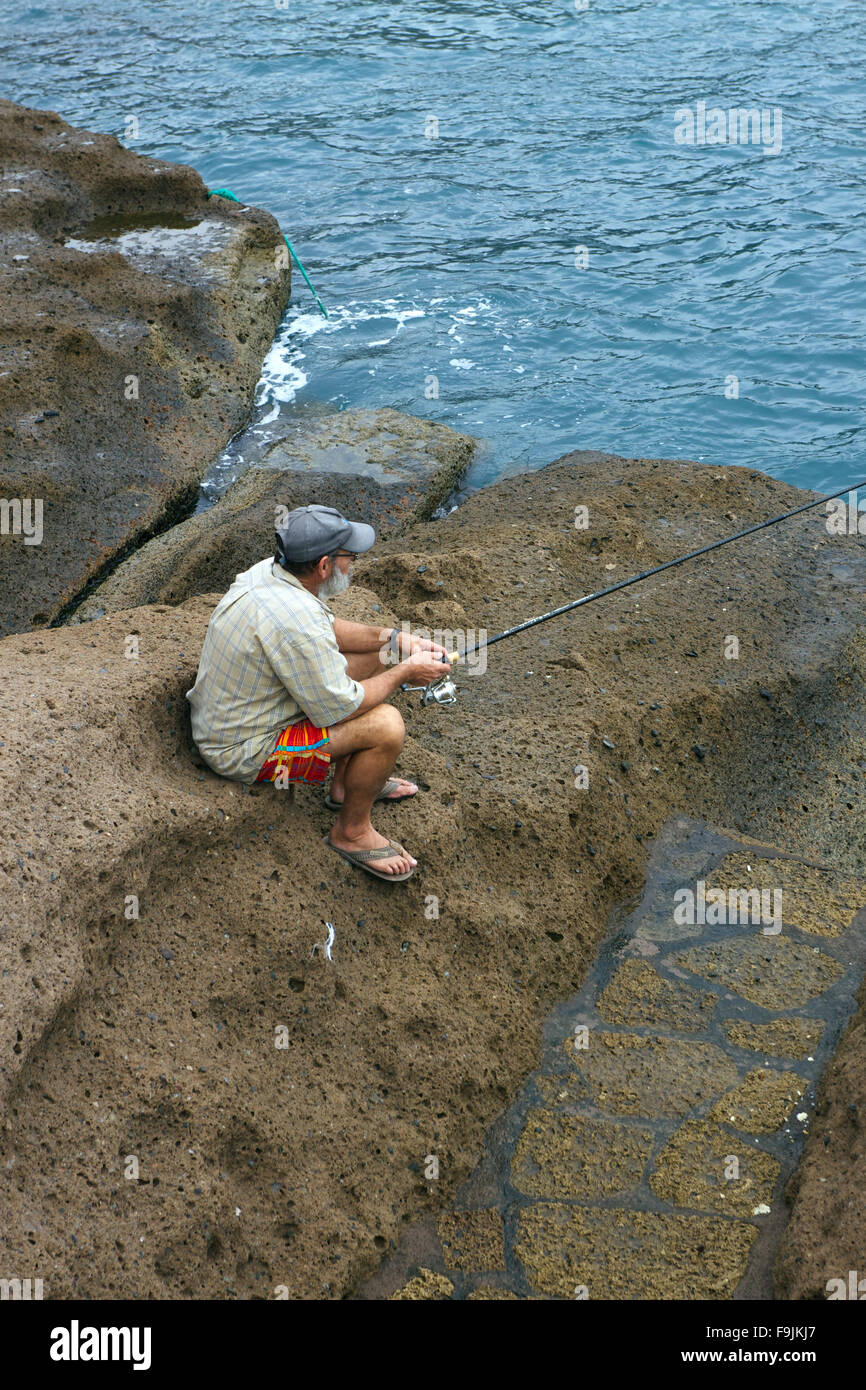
[534,1073,588,1107]
[648,1119,780,1216]
[707,1068,808,1134]
[510,1110,655,1199]
[675,936,844,1010]
[515,1204,757,1300]
[389,1268,454,1300]
[568,1032,739,1118]
[597,959,718,1033]
[437,1209,506,1271]
[703,853,866,938]
[721,1017,825,1059]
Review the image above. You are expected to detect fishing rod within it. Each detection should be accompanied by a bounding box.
[401,475,866,706]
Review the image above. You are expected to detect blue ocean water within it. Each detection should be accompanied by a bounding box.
[2,0,864,494]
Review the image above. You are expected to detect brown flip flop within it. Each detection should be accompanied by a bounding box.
[324,777,417,812]
[323,834,416,882]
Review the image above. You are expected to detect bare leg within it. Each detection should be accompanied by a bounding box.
[329,751,415,805]
[331,651,418,805]
[329,753,351,800]
[325,705,417,875]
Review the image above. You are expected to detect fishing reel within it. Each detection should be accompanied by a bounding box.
[402,672,458,707]
[400,652,459,707]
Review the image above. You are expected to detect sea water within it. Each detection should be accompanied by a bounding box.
[4,0,864,495]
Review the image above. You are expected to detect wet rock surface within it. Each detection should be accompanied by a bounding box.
[2,452,866,1299]
[707,1069,809,1134]
[0,100,290,634]
[675,937,844,1010]
[72,408,477,620]
[721,1017,825,1059]
[573,1032,740,1118]
[597,958,718,1032]
[514,1205,758,1300]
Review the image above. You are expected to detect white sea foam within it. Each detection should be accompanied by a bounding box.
[256,350,309,406]
[255,299,427,405]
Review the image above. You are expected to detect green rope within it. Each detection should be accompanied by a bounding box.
[207,186,329,318]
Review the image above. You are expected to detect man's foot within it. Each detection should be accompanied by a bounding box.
[326,825,418,878]
[325,776,417,809]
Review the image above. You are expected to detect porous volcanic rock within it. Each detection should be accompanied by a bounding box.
[774,981,866,1299]
[0,452,865,1298]
[0,99,290,634]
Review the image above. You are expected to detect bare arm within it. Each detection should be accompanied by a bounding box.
[333,616,449,659]
[332,617,391,655]
[338,650,452,722]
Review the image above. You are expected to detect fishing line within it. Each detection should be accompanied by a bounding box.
[207,187,329,318]
[452,475,866,663]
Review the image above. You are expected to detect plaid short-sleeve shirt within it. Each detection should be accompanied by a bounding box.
[186,557,364,783]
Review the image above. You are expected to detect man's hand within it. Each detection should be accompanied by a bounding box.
[401,648,452,684]
[338,644,452,721]
[398,632,450,661]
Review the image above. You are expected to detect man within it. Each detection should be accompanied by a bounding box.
[186,504,451,883]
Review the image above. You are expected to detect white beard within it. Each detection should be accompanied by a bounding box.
[318,565,350,599]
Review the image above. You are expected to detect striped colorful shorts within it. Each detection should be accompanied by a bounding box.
[256,718,331,785]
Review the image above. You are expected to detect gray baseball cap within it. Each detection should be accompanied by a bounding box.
[275,505,376,564]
